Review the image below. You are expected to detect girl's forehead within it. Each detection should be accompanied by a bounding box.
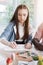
[18,8,28,11]
[18,9,28,14]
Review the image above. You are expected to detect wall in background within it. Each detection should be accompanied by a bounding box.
[34,0,43,28]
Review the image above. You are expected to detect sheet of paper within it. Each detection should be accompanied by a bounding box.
[0,42,43,55]
[0,42,29,52]
[18,61,38,65]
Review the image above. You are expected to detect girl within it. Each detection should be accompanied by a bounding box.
[0,4,32,49]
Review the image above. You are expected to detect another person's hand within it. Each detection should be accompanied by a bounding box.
[10,41,17,48]
[25,43,32,49]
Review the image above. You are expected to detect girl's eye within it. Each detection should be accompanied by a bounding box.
[18,13,26,16]
[18,14,21,16]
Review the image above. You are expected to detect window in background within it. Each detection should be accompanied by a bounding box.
[0,0,35,35]
[0,0,14,25]
[0,0,18,35]
[0,0,35,26]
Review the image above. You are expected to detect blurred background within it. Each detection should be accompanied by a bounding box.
[0,0,43,36]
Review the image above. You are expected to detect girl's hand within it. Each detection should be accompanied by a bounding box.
[0,38,17,48]
[10,41,17,48]
[25,43,32,49]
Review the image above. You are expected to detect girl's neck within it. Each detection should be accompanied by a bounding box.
[19,22,24,26]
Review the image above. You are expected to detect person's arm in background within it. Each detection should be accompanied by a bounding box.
[34,23,43,41]
[0,22,17,48]
[32,23,43,50]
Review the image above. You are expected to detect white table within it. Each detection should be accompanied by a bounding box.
[18,61,38,65]
[0,51,38,65]
[0,42,43,65]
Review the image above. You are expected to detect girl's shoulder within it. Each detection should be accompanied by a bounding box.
[9,21,16,26]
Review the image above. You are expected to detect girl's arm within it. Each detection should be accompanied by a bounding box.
[0,22,14,41]
[0,38,11,47]
[0,38,17,48]
[0,22,17,48]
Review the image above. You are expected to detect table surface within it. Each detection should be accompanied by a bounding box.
[0,42,43,65]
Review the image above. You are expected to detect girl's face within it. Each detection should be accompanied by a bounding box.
[18,9,28,25]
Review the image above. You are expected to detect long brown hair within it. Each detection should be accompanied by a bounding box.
[10,4,29,40]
